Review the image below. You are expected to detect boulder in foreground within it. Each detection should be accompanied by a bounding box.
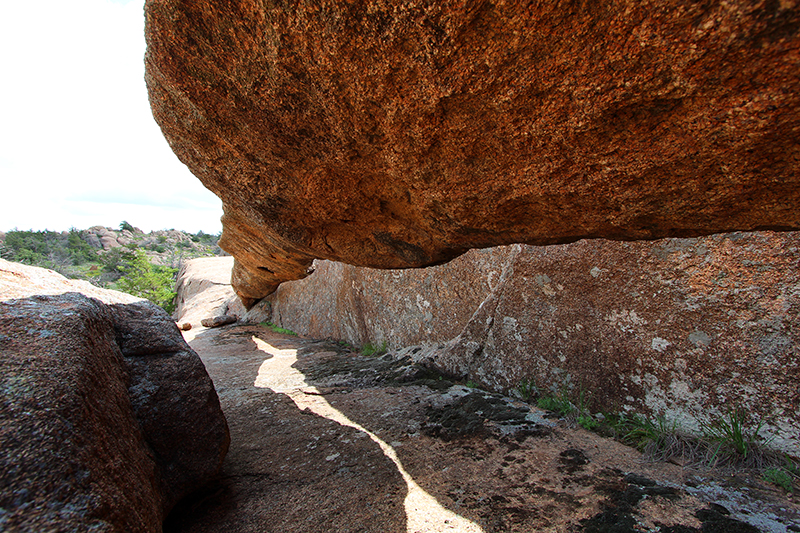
[0,259,229,532]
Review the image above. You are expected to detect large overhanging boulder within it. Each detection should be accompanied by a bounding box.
[145,0,800,305]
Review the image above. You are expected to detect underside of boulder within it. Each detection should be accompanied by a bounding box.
[145,0,800,304]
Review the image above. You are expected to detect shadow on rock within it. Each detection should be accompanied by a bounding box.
[167,325,408,533]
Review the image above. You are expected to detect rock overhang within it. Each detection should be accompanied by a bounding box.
[144,0,800,305]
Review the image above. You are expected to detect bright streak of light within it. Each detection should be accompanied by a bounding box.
[252,337,484,533]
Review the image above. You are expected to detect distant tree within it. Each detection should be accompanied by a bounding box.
[66,230,97,264]
[3,230,63,266]
[115,250,177,313]
[101,247,135,275]
[119,221,135,233]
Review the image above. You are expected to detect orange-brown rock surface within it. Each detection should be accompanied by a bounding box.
[145,0,800,303]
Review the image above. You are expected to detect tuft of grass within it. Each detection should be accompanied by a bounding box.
[703,409,761,458]
[701,409,777,468]
[465,380,478,388]
[260,321,298,336]
[537,393,575,417]
[515,378,538,402]
[618,414,694,462]
[361,340,388,357]
[598,410,785,471]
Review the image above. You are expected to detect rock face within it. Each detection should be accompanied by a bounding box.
[227,231,798,454]
[145,0,800,302]
[173,256,268,327]
[174,257,240,325]
[0,259,229,532]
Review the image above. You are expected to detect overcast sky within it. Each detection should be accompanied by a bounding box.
[0,0,223,234]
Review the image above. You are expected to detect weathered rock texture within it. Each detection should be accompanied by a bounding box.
[173,256,271,326]
[0,260,229,532]
[178,231,798,454]
[174,257,242,325]
[146,0,800,302]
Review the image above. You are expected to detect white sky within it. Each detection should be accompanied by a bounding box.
[0,0,223,234]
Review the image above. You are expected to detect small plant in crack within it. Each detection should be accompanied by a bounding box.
[515,378,538,402]
[260,321,298,336]
[763,463,797,493]
[361,340,388,357]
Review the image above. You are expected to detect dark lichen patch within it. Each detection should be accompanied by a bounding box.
[648,504,764,533]
[559,448,590,474]
[624,473,682,500]
[423,391,550,441]
[580,471,762,533]
[294,350,454,391]
[694,505,760,533]
[580,470,692,532]
[424,398,489,440]
[580,508,638,533]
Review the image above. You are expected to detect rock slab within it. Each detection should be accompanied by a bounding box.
[255,231,799,454]
[146,0,800,302]
[0,259,230,532]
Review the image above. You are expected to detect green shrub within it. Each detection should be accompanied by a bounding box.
[114,250,177,313]
[763,467,795,493]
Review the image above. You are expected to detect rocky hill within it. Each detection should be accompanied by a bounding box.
[0,224,226,312]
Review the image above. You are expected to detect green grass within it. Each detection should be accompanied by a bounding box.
[535,387,602,431]
[763,466,795,493]
[361,340,388,356]
[515,378,538,402]
[525,388,792,480]
[537,393,575,417]
[593,409,788,471]
[702,409,767,460]
[260,322,298,336]
[577,413,599,430]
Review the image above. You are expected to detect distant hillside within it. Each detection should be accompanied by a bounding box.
[0,222,227,313]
